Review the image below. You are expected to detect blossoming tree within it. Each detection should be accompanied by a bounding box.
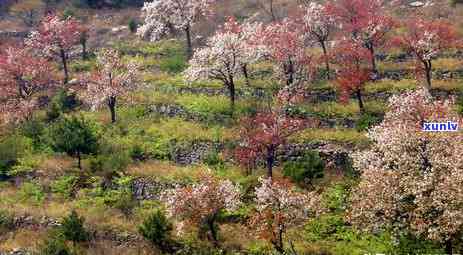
[251,177,320,253]
[234,87,306,178]
[161,171,241,245]
[302,2,336,78]
[327,0,395,74]
[26,14,83,84]
[184,17,264,113]
[81,49,139,123]
[393,18,458,93]
[348,89,463,254]
[0,46,56,123]
[255,19,313,86]
[137,0,216,57]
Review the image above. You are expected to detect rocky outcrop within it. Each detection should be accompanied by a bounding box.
[280,142,353,171]
[171,141,222,165]
[132,178,181,200]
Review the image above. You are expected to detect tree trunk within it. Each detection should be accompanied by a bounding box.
[272,239,285,254]
[185,25,192,58]
[445,238,452,254]
[320,40,330,80]
[77,152,81,170]
[60,48,69,84]
[208,214,218,246]
[368,45,377,75]
[82,40,87,60]
[228,80,236,114]
[266,146,275,178]
[356,89,364,113]
[424,60,432,93]
[285,59,295,86]
[269,0,276,22]
[242,64,251,86]
[108,96,117,123]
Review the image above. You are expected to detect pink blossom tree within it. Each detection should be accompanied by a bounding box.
[184,17,264,113]
[26,14,83,84]
[161,171,241,245]
[251,177,320,253]
[301,2,336,79]
[234,87,306,178]
[254,19,313,86]
[393,18,458,93]
[81,49,139,123]
[137,0,216,57]
[0,46,56,123]
[348,89,463,254]
[326,0,395,74]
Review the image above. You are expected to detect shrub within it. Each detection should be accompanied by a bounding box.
[457,91,463,115]
[51,175,79,199]
[47,115,99,169]
[0,210,14,234]
[46,89,81,122]
[282,151,324,185]
[139,210,174,252]
[304,214,394,254]
[10,154,43,176]
[355,111,382,131]
[393,232,444,254]
[39,231,72,255]
[322,184,349,212]
[19,182,45,203]
[0,135,32,180]
[102,176,136,215]
[20,119,46,150]
[128,18,138,33]
[60,211,90,244]
[159,53,187,73]
[203,150,225,170]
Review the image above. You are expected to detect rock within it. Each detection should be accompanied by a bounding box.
[68,78,80,85]
[409,1,425,7]
[132,178,181,200]
[112,26,128,33]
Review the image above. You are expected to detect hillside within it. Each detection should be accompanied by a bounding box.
[1,0,463,255]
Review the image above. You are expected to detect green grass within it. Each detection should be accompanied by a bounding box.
[292,128,370,147]
[301,100,386,119]
[364,79,417,94]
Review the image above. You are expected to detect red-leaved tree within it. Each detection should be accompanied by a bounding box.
[393,18,459,93]
[326,0,395,74]
[26,14,83,84]
[331,40,372,112]
[0,46,56,123]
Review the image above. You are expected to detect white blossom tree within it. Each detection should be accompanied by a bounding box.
[251,177,321,253]
[348,89,463,254]
[161,171,241,245]
[137,0,217,57]
[302,2,336,78]
[184,17,265,113]
[81,49,139,123]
